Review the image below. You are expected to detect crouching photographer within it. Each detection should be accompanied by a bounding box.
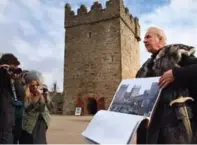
[0,53,23,144]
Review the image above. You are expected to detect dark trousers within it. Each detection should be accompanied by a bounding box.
[20,115,47,144]
[0,131,13,144]
[12,120,23,144]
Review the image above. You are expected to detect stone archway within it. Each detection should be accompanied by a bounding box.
[76,95,105,115]
[87,98,98,115]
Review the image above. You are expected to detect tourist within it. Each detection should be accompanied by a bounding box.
[0,53,22,144]
[20,71,51,144]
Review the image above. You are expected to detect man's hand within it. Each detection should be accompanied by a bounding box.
[159,69,175,88]
[0,64,9,68]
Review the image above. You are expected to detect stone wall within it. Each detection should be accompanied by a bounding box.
[63,0,140,115]
[120,19,140,79]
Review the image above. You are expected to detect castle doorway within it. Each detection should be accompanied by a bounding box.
[87,98,98,115]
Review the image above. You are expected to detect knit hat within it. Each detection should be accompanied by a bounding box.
[23,70,44,85]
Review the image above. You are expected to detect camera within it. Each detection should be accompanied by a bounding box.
[8,67,22,74]
[42,87,48,94]
[0,65,22,75]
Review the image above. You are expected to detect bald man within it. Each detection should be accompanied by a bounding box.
[136,27,197,144]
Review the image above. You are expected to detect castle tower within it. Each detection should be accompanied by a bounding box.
[63,0,141,115]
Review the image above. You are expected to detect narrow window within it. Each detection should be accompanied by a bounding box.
[88,32,92,38]
[111,55,114,62]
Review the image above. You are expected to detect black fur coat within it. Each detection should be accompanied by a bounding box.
[136,44,195,77]
[136,44,197,144]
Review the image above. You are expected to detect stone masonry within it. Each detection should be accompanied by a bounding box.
[63,0,141,115]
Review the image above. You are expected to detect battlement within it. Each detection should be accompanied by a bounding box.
[65,0,140,40]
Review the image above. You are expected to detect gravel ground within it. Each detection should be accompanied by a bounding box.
[47,115,92,144]
[47,115,136,144]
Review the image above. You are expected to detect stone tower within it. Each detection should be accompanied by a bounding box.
[63,0,141,115]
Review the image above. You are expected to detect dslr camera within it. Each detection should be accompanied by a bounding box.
[0,65,22,74]
[0,65,22,79]
[42,87,48,94]
[7,67,22,75]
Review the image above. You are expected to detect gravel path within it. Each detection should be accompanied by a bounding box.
[47,115,92,144]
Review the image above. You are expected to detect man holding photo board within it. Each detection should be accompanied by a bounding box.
[136,27,197,144]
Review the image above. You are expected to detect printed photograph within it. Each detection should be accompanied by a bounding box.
[109,77,160,117]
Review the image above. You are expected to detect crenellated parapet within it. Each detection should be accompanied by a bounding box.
[65,3,75,18]
[134,17,141,41]
[119,4,140,41]
[65,0,140,40]
[91,1,102,11]
[77,4,88,15]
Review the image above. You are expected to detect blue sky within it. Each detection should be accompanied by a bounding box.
[0,0,197,92]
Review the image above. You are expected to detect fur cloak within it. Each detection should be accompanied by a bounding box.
[136,44,197,144]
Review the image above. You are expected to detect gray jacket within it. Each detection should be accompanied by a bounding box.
[22,94,52,134]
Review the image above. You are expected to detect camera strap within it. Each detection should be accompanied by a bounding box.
[10,79,18,101]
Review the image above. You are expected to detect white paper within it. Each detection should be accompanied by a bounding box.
[82,77,162,144]
[82,110,144,144]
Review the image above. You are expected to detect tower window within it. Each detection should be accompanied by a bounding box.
[88,32,92,38]
[111,55,114,62]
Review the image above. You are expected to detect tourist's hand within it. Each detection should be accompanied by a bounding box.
[159,69,174,88]
[36,88,42,95]
[0,64,9,68]
[31,89,42,102]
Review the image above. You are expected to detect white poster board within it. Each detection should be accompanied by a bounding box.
[75,107,82,116]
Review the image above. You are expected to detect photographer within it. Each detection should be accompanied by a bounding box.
[20,71,51,144]
[0,53,22,144]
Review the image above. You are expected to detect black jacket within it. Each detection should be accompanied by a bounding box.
[0,68,15,143]
[153,55,197,144]
[173,55,197,98]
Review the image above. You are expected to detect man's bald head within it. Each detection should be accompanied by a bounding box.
[144,27,167,54]
[147,27,167,45]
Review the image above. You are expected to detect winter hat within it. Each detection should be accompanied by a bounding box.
[23,70,44,85]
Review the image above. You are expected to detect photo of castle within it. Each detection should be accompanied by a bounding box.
[109,77,160,117]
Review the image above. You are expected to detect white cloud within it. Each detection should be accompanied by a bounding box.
[0,0,65,91]
[19,20,37,36]
[138,0,197,64]
[0,0,9,11]
[13,38,32,53]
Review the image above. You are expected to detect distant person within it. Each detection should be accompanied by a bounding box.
[135,26,197,144]
[20,71,51,144]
